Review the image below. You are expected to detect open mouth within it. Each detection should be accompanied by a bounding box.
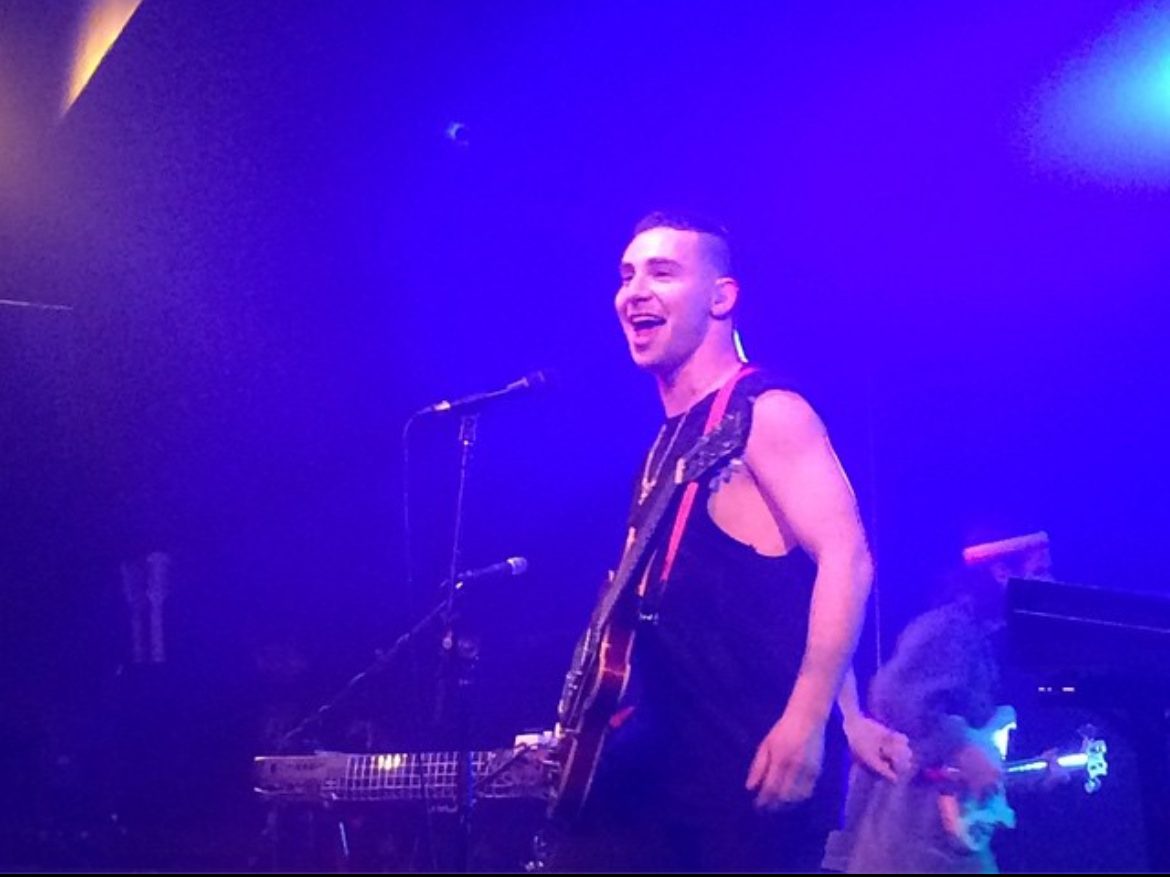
[629,314,666,335]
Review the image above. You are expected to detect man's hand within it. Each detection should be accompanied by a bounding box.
[844,713,913,781]
[953,741,1004,802]
[745,712,825,809]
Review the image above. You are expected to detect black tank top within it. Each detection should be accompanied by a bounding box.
[620,370,819,807]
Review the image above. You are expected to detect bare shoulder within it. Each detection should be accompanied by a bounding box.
[745,389,827,456]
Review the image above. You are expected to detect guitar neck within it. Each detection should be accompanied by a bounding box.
[585,407,748,639]
[1005,751,1092,778]
[591,475,678,631]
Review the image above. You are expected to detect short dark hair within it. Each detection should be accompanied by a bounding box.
[632,210,733,276]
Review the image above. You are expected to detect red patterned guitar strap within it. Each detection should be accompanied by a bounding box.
[640,364,758,614]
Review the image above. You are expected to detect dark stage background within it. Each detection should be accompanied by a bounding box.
[2,0,1167,870]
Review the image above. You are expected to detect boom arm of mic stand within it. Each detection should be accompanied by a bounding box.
[277,593,452,752]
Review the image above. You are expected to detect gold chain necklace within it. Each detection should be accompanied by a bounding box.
[638,410,690,503]
[636,365,745,505]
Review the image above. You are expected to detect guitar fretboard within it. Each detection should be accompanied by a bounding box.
[591,473,675,631]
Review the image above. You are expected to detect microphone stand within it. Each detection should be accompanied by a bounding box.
[269,579,456,872]
[281,412,485,871]
[277,590,452,753]
[439,413,479,874]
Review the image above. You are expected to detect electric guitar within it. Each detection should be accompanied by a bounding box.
[548,408,750,821]
[932,705,1108,853]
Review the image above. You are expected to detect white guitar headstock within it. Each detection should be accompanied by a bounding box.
[144,551,172,664]
[145,551,172,607]
[1076,725,1109,794]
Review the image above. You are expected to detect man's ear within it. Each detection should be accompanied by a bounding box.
[711,277,739,319]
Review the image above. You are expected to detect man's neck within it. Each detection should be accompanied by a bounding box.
[654,345,746,417]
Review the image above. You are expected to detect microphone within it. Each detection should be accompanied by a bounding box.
[454,556,528,589]
[417,370,553,416]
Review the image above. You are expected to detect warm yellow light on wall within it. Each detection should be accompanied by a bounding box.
[63,0,143,115]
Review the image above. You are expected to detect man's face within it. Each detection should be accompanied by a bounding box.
[614,227,720,372]
[1018,546,1054,581]
[990,546,1054,586]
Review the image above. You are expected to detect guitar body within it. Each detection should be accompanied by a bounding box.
[937,780,1017,854]
[936,705,1018,853]
[551,608,637,820]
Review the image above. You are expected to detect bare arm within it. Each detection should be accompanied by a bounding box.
[748,391,873,725]
[838,666,913,780]
[743,390,875,806]
[838,666,864,722]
